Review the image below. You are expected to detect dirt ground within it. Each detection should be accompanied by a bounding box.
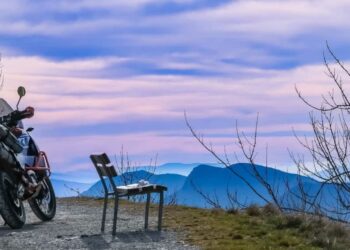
[0,198,197,250]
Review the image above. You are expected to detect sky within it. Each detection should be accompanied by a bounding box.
[0,0,350,174]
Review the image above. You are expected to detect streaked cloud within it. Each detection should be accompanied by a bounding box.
[0,0,348,172]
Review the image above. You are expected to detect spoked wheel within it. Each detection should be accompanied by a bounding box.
[0,171,26,229]
[29,177,56,221]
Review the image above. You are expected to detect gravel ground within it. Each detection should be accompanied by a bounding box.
[0,199,198,250]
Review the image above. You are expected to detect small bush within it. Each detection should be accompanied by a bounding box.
[279,240,290,247]
[210,208,224,215]
[262,203,280,215]
[284,214,304,228]
[311,236,330,248]
[270,215,285,229]
[327,223,348,238]
[226,207,239,214]
[246,204,261,216]
[299,217,325,233]
[294,217,350,248]
[231,234,243,240]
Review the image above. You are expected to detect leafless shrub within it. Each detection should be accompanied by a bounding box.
[165,191,178,206]
[115,146,157,186]
[284,214,304,228]
[190,180,222,209]
[226,188,248,211]
[246,204,261,216]
[226,207,239,214]
[262,203,280,216]
[210,207,224,215]
[306,219,349,249]
[294,42,350,221]
[185,113,285,211]
[185,43,350,222]
[327,222,349,238]
[114,146,157,203]
[64,184,81,197]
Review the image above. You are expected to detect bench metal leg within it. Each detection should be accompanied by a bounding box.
[112,195,119,236]
[144,193,151,229]
[101,195,108,232]
[158,191,164,231]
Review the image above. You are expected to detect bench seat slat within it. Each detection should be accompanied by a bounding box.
[117,184,167,195]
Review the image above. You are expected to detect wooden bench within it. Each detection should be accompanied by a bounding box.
[90,153,167,235]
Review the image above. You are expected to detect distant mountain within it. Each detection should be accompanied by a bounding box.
[153,162,222,176]
[50,162,221,186]
[75,163,349,221]
[82,163,303,206]
[82,170,186,198]
[175,163,344,216]
[51,179,93,197]
[51,170,99,184]
[175,163,315,208]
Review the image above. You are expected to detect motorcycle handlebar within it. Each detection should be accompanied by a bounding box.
[8,107,34,125]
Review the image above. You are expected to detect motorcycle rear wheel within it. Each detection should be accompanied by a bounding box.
[0,171,26,229]
[28,177,56,221]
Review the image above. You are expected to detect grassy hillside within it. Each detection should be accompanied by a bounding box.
[163,204,350,250]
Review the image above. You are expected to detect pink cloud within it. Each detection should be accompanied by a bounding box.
[0,54,334,171]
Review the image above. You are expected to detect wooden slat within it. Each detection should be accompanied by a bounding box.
[90,153,118,177]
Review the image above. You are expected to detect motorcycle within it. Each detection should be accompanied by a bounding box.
[0,86,56,229]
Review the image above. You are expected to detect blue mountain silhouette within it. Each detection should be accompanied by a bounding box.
[78,163,345,220]
[51,179,93,197]
[81,170,186,197]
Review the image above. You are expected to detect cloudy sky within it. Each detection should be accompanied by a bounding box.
[0,0,350,173]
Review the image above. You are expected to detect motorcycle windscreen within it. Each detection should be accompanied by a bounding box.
[0,98,23,128]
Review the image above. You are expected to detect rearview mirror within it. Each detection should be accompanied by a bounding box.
[17,86,26,97]
[16,86,26,110]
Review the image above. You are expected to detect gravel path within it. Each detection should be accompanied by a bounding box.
[0,199,197,250]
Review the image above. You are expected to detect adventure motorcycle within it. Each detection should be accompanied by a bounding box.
[0,87,56,229]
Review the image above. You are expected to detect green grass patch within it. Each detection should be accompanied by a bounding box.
[163,205,350,250]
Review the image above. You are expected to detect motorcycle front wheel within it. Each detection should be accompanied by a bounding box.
[29,177,56,221]
[0,171,26,229]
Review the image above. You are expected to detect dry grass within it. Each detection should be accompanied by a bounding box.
[261,203,280,216]
[59,198,350,250]
[245,204,261,216]
[163,204,350,250]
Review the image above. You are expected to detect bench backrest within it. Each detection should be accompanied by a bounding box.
[90,153,117,193]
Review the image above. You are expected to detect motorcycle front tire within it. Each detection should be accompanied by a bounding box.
[0,171,26,229]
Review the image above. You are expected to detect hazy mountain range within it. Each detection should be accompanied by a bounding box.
[77,163,332,209]
[50,162,209,197]
[81,170,186,197]
[50,179,93,197]
[52,162,341,220]
[51,162,222,184]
